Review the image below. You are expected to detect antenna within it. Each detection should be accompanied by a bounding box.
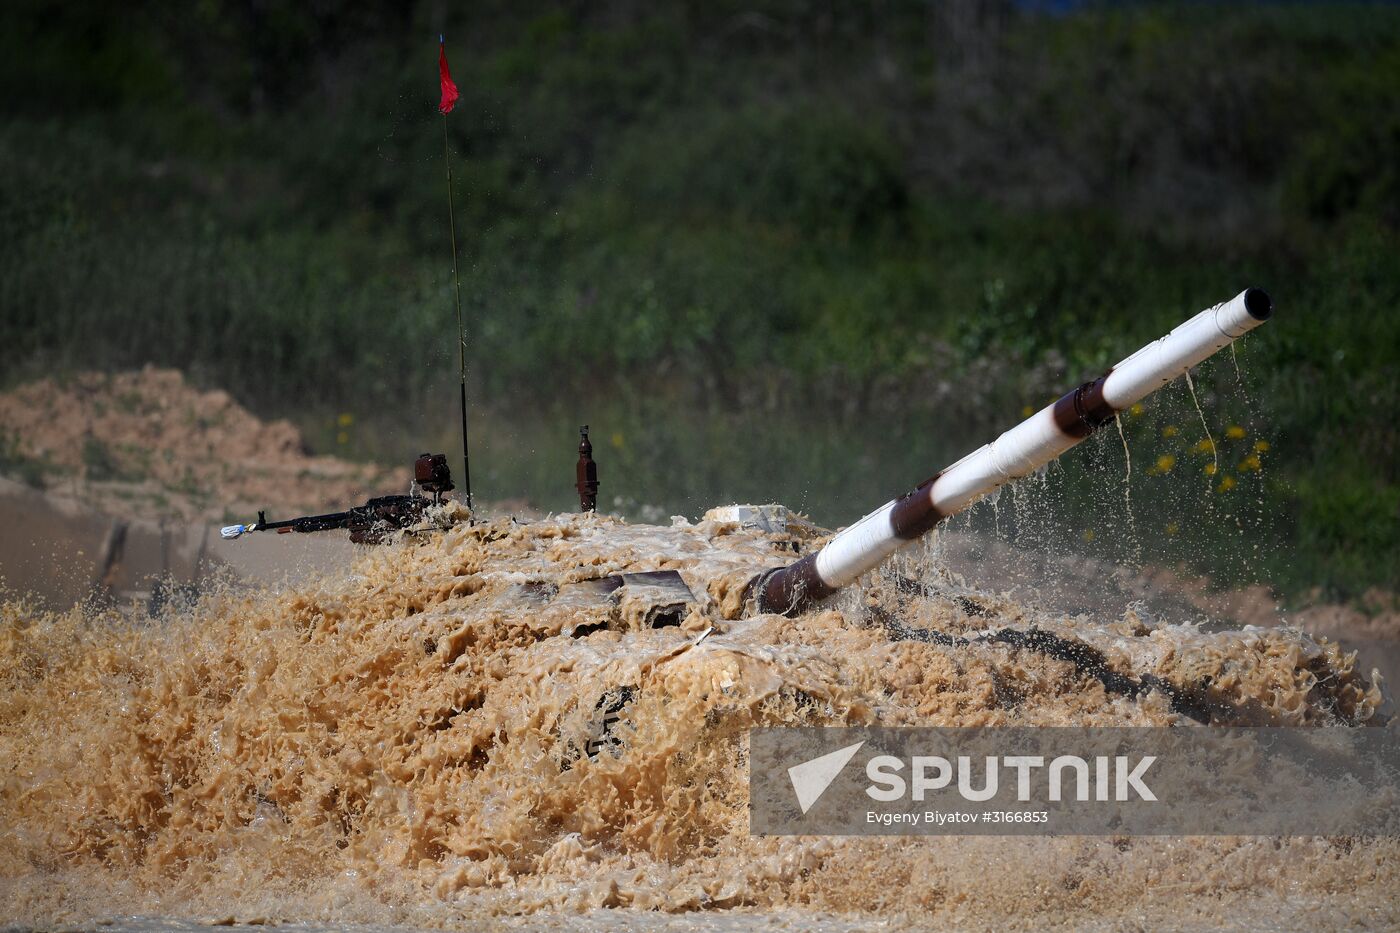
[438,36,473,510]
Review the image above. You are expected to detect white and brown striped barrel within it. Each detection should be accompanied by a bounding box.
[749,288,1273,616]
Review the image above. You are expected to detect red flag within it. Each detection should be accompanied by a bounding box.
[438,37,459,114]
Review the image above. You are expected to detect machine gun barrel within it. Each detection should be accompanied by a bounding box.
[221,495,430,544]
[220,453,455,544]
[748,288,1273,617]
[256,510,356,534]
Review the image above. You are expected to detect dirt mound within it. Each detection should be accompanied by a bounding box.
[0,367,393,522]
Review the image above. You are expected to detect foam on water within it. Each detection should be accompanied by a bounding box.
[0,509,1393,929]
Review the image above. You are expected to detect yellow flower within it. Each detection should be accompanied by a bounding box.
[1204,462,1218,476]
[1162,425,1179,438]
[336,431,349,445]
[1216,475,1237,493]
[1129,403,1145,418]
[1239,454,1262,472]
[1021,405,1035,418]
[1082,529,1096,543]
[1155,454,1176,473]
[1225,425,1246,440]
[611,431,625,449]
[1166,522,1179,536]
[1254,440,1270,452]
[1192,438,1216,455]
[337,412,354,428]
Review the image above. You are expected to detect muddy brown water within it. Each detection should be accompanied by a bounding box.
[1,499,1396,931]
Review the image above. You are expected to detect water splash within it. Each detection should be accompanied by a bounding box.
[1113,412,1141,563]
[1184,369,1219,478]
[990,485,1003,538]
[0,511,1387,928]
[1010,477,1030,547]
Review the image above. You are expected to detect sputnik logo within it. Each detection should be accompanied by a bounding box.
[787,741,865,814]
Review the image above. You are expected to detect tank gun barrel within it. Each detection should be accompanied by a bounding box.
[749,288,1273,616]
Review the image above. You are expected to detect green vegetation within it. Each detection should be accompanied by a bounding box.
[1,1,1397,600]
[0,430,50,489]
[79,436,145,484]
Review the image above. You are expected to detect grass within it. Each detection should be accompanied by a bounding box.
[80,437,145,485]
[0,430,51,489]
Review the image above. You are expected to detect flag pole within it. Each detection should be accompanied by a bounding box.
[439,36,473,511]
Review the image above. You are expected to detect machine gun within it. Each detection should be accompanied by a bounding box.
[221,452,457,545]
